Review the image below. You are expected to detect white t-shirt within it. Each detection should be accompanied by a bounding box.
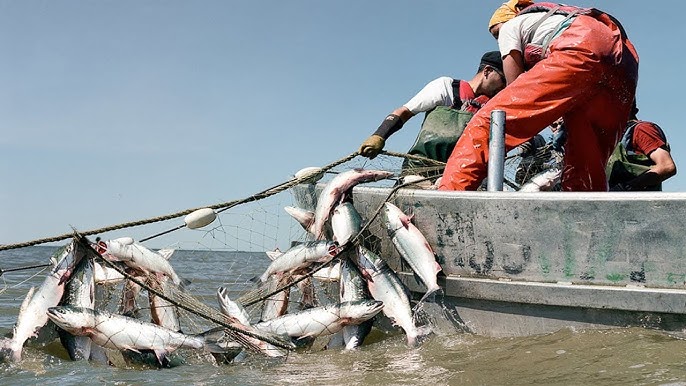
[497,13,569,57]
[403,77,455,115]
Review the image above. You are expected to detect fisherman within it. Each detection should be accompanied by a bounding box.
[438,1,639,191]
[606,102,677,191]
[357,51,506,178]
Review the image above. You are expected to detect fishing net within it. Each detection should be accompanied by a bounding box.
[0,147,561,368]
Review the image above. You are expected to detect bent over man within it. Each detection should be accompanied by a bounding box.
[358,51,506,177]
[439,1,639,191]
[607,103,677,191]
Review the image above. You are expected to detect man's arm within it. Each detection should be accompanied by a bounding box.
[359,77,452,158]
[622,148,677,190]
[503,50,525,85]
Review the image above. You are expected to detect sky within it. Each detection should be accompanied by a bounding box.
[1,1,683,248]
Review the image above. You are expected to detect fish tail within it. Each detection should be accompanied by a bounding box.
[0,338,21,363]
[416,286,443,307]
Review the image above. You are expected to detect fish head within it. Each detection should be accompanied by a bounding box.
[338,300,384,323]
[47,306,96,333]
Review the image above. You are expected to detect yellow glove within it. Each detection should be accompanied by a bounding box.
[358,135,385,159]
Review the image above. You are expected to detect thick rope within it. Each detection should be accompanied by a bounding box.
[0,152,359,252]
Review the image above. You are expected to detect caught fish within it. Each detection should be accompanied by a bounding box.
[148,275,181,332]
[330,202,362,246]
[258,240,339,283]
[1,241,84,362]
[312,168,393,239]
[354,246,430,347]
[93,260,126,285]
[383,202,442,301]
[284,206,315,234]
[58,256,95,361]
[217,287,251,326]
[519,167,562,192]
[216,287,287,358]
[96,239,182,286]
[47,306,211,365]
[254,300,384,341]
[260,275,290,322]
[312,260,341,282]
[339,258,373,349]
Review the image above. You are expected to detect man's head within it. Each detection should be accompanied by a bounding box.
[476,51,506,97]
[488,0,534,38]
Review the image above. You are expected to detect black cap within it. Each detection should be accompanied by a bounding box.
[479,51,504,73]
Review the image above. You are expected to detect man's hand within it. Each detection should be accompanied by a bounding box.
[358,135,385,159]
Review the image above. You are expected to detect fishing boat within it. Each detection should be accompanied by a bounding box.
[294,183,686,338]
[291,111,686,339]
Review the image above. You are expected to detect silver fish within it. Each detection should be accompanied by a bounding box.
[148,275,181,332]
[97,239,182,285]
[260,275,290,322]
[217,287,251,326]
[312,260,341,282]
[339,258,373,350]
[47,306,206,362]
[93,260,125,285]
[215,288,287,358]
[1,241,83,362]
[312,169,393,239]
[331,202,363,246]
[258,241,339,283]
[254,300,383,340]
[354,245,429,347]
[284,206,315,234]
[58,256,95,361]
[383,202,442,301]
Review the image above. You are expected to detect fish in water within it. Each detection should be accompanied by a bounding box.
[353,245,431,347]
[58,255,96,361]
[338,257,374,350]
[254,299,384,341]
[382,202,442,302]
[47,306,212,365]
[216,287,287,358]
[1,241,84,362]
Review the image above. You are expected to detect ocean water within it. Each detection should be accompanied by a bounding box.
[1,246,686,386]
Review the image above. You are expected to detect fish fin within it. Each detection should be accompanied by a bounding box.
[284,207,315,234]
[400,214,413,228]
[153,349,169,367]
[433,261,442,275]
[265,249,283,261]
[416,287,443,307]
[157,249,175,260]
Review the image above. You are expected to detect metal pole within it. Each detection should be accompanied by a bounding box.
[487,109,506,192]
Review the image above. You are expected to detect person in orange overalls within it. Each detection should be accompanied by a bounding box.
[438,1,639,191]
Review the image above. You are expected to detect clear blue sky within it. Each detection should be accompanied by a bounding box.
[1,1,682,246]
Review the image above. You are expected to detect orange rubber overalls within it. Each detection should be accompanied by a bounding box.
[439,11,639,191]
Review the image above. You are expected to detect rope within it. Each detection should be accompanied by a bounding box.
[0,152,359,252]
[0,263,52,277]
